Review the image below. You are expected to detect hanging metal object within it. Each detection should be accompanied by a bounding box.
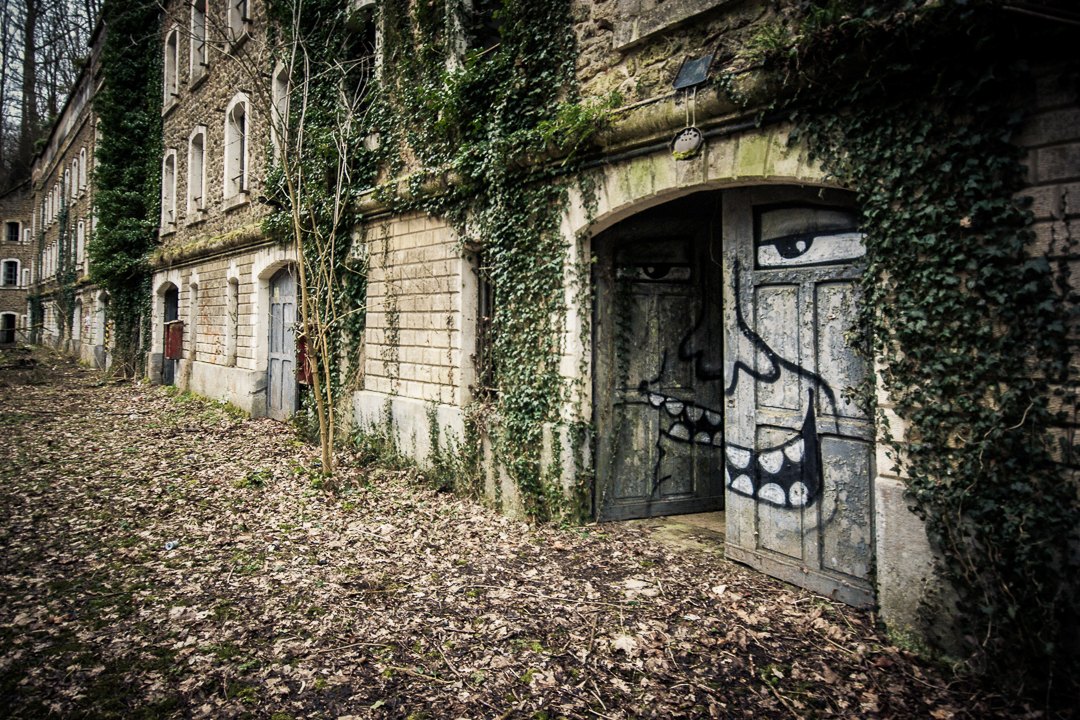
[673,53,713,91]
[671,126,704,159]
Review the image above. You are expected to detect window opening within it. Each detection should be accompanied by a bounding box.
[2,260,18,287]
[191,0,209,78]
[164,28,180,102]
[224,98,248,198]
[162,151,177,229]
[474,252,497,399]
[6,222,18,244]
[189,129,206,212]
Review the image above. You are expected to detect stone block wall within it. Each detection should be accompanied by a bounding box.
[1019,65,1080,469]
[574,0,772,104]
[157,0,271,257]
[362,212,465,406]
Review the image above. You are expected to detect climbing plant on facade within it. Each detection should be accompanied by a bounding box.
[752,0,1078,701]
[89,0,162,376]
[371,0,610,519]
[262,0,375,476]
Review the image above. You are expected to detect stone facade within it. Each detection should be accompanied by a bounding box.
[6,0,1075,650]
[0,182,35,343]
[351,0,1079,640]
[24,24,106,367]
[149,0,295,416]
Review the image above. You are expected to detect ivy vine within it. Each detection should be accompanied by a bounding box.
[88,0,162,376]
[370,0,612,520]
[755,0,1078,702]
[262,0,373,455]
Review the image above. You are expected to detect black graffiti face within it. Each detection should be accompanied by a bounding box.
[635,257,836,509]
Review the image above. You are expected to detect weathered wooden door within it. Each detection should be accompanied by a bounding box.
[267,267,298,420]
[162,286,179,385]
[722,188,874,606]
[594,194,726,520]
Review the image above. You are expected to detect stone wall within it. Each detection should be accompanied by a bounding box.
[354,211,469,461]
[150,0,291,413]
[1019,64,1080,470]
[0,183,35,334]
[156,0,271,261]
[575,0,771,104]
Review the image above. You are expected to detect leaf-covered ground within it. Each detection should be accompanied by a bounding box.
[0,348,1040,718]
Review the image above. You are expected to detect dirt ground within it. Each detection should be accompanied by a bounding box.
[0,348,1042,718]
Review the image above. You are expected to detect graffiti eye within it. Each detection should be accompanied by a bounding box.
[756,206,864,268]
[757,232,865,267]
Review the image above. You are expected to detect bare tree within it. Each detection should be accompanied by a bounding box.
[0,0,97,188]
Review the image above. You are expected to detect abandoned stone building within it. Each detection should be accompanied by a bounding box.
[8,0,1076,662]
[148,0,297,416]
[348,0,1079,643]
[0,182,35,344]
[11,23,109,366]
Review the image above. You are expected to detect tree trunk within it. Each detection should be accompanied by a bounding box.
[16,0,38,178]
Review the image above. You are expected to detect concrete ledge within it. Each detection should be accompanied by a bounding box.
[184,359,265,415]
[352,390,464,468]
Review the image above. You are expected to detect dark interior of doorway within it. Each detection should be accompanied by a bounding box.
[593,190,727,522]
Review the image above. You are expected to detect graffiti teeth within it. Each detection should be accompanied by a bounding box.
[759,449,785,474]
[669,423,690,440]
[687,406,703,421]
[726,446,751,469]
[784,439,804,462]
[648,393,664,407]
[788,482,810,507]
[758,483,786,505]
[664,400,685,416]
[731,474,754,496]
[694,431,711,444]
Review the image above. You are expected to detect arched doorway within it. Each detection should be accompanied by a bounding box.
[267,266,298,420]
[593,192,726,520]
[593,185,874,606]
[162,284,180,385]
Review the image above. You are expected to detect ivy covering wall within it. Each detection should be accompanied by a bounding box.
[88,0,162,375]
[366,0,608,519]
[752,0,1078,702]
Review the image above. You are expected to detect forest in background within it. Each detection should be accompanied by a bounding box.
[0,0,99,189]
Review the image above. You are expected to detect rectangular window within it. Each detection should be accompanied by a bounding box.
[475,253,497,399]
[6,222,18,244]
[3,261,18,287]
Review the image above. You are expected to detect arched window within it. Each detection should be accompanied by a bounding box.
[191,0,209,79]
[70,160,78,198]
[164,27,180,105]
[223,94,249,200]
[227,0,250,45]
[188,127,206,214]
[76,219,86,267]
[161,150,177,231]
[271,64,290,161]
[79,147,88,189]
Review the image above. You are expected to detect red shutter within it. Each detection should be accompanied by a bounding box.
[164,321,184,359]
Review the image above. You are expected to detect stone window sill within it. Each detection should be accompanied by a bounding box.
[222,192,250,212]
